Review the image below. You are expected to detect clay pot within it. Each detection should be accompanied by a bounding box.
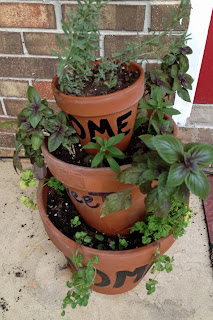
[42,140,153,236]
[37,181,175,295]
[41,116,178,236]
[52,62,145,153]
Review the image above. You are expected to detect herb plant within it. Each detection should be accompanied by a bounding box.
[75,232,92,245]
[54,0,192,97]
[61,253,99,315]
[70,216,81,228]
[146,250,174,295]
[13,86,78,176]
[83,133,126,173]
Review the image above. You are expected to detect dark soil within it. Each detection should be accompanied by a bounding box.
[52,122,150,167]
[47,188,144,251]
[58,66,140,97]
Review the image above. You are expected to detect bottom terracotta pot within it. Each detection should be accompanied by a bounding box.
[37,180,175,295]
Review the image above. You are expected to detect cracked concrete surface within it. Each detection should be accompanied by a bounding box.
[0,160,213,320]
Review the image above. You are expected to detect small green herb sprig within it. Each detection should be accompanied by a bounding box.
[19,170,64,210]
[130,198,192,244]
[83,133,126,173]
[70,216,81,228]
[75,232,92,245]
[61,253,99,315]
[146,250,174,295]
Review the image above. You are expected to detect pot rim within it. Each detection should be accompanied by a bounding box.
[37,180,174,257]
[52,61,144,102]
[41,140,131,175]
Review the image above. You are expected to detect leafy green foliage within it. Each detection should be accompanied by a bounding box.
[130,198,193,244]
[116,135,213,217]
[95,234,104,241]
[19,169,37,189]
[47,177,65,191]
[83,134,126,173]
[146,250,174,295]
[14,86,78,172]
[53,0,191,97]
[61,253,99,315]
[54,0,106,96]
[70,216,81,228]
[20,196,38,210]
[101,188,132,217]
[118,235,128,250]
[75,232,92,245]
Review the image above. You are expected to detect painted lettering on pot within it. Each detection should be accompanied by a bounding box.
[66,189,113,209]
[68,111,132,142]
[66,256,150,288]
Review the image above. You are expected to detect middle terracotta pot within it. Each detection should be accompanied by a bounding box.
[42,141,153,236]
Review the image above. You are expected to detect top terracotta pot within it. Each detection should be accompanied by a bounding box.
[52,62,145,153]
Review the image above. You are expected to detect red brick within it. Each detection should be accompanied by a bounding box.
[0,80,29,98]
[32,81,54,100]
[0,133,15,148]
[0,32,23,54]
[0,57,57,79]
[24,33,63,56]
[0,117,17,133]
[104,35,174,59]
[4,99,60,117]
[62,4,145,31]
[151,5,189,31]
[0,3,56,29]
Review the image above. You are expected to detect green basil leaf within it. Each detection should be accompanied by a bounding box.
[179,55,189,72]
[167,163,189,187]
[152,135,184,164]
[177,88,191,102]
[27,86,41,104]
[29,112,43,128]
[158,172,176,200]
[139,134,156,150]
[31,131,44,150]
[101,189,132,217]
[174,182,190,204]
[185,144,213,167]
[48,132,63,152]
[145,187,171,218]
[115,166,144,184]
[185,171,210,200]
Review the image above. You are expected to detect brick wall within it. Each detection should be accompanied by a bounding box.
[0,0,182,155]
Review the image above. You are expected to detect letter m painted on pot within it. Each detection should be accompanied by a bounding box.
[113,265,149,288]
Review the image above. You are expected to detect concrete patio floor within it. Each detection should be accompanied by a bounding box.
[0,160,213,320]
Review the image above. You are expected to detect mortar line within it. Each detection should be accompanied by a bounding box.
[20,32,29,55]
[0,98,7,116]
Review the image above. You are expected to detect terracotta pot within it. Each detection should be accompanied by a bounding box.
[37,181,175,295]
[41,115,178,236]
[42,141,153,236]
[52,62,145,153]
